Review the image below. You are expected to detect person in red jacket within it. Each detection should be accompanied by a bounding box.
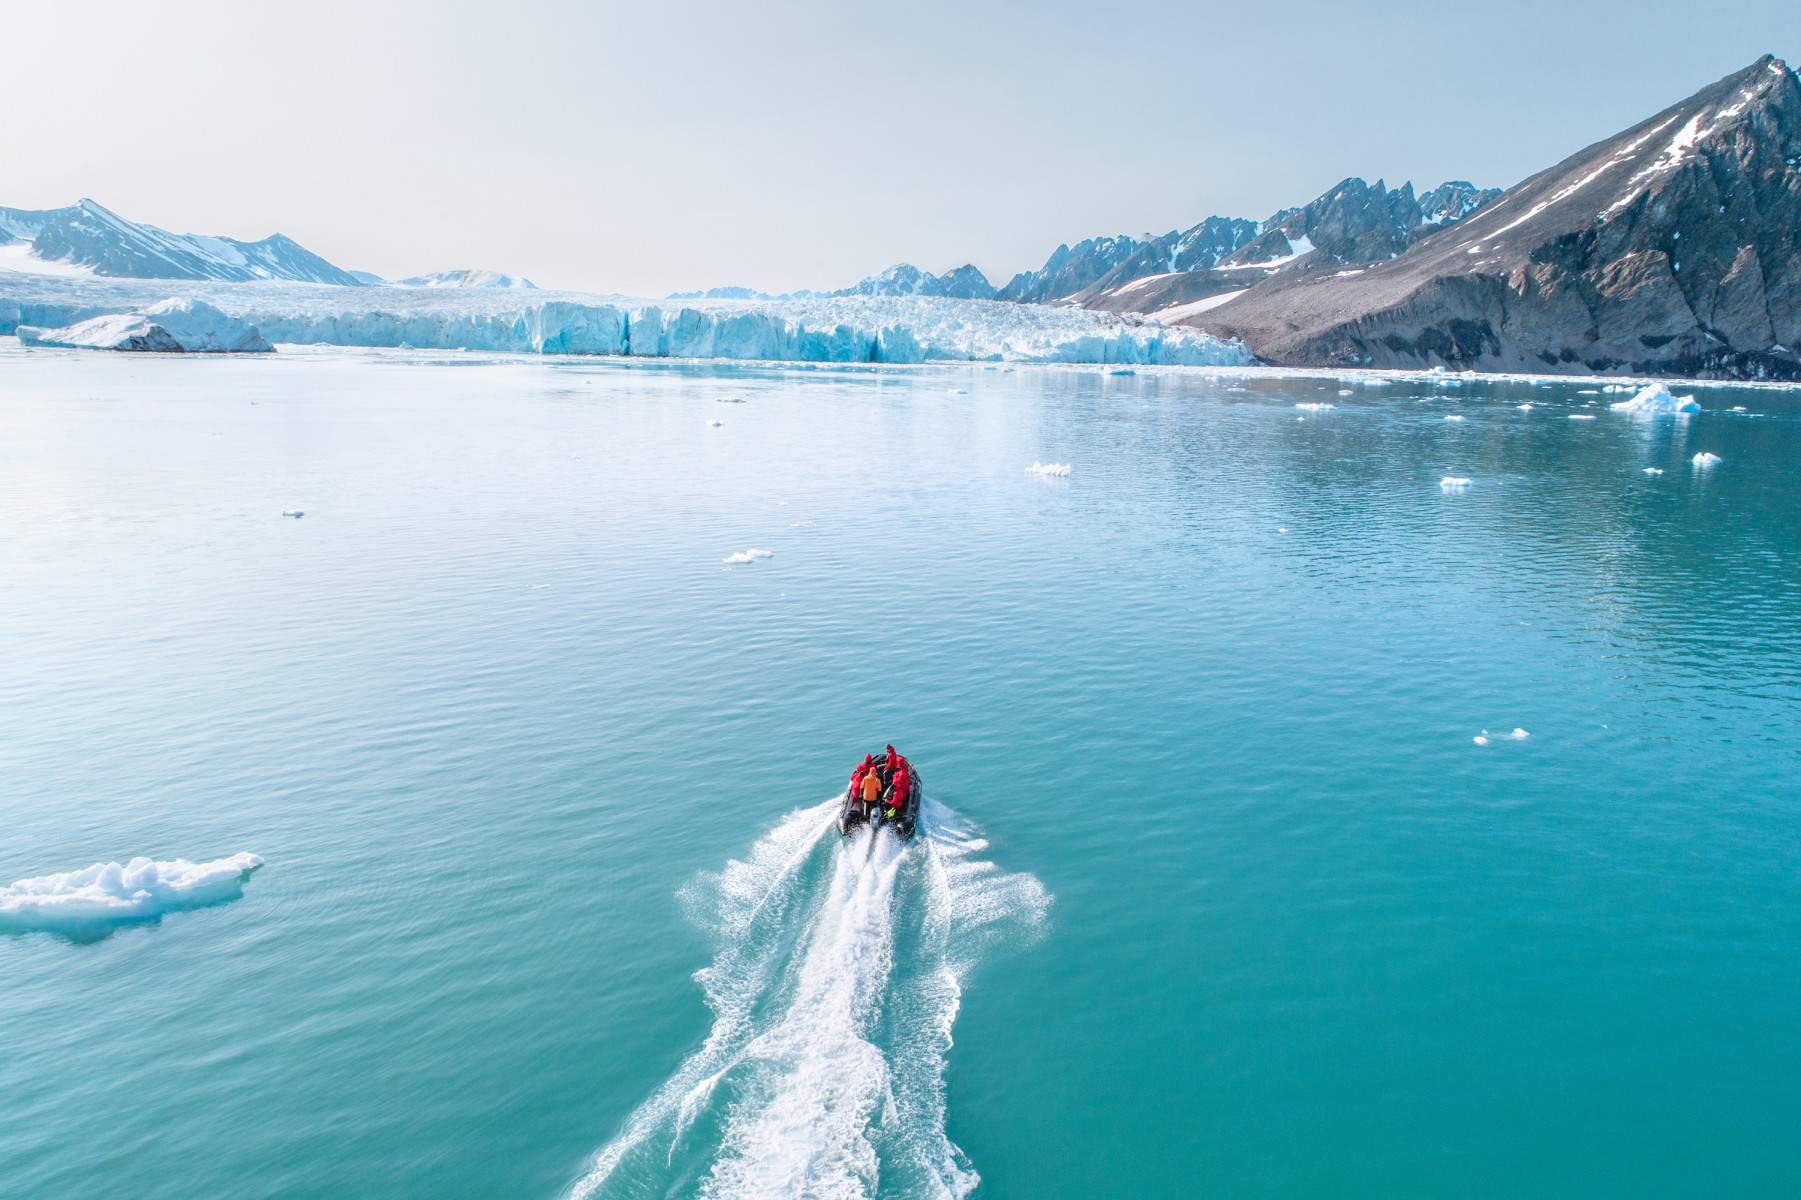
[885,744,898,772]
[888,766,910,819]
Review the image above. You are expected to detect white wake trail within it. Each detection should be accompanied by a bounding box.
[568,797,1047,1200]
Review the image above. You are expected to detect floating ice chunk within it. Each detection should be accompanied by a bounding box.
[1508,728,1530,739]
[1,852,264,938]
[1473,735,1490,745]
[1693,452,1721,466]
[1568,414,1597,420]
[1611,382,1700,415]
[948,388,967,394]
[1732,405,1747,412]
[1445,413,1464,420]
[1441,476,1472,490]
[1643,467,1664,475]
[1602,384,1633,393]
[1028,462,1071,476]
[1518,403,1533,411]
[722,549,773,564]
[708,420,723,427]
[1110,368,1136,376]
[1337,389,1353,396]
[281,510,304,518]
[1295,402,1334,411]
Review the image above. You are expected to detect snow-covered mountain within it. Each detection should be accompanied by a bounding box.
[831,263,997,300]
[0,199,367,285]
[391,269,536,289]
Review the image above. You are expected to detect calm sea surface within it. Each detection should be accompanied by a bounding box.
[2,345,1798,1199]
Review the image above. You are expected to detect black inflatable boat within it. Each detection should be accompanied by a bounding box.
[837,751,921,840]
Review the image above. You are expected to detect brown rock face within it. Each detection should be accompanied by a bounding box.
[1185,56,1801,379]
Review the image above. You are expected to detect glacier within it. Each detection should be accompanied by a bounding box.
[17,298,273,353]
[0,275,1249,365]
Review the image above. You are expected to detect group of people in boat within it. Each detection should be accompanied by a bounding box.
[848,744,912,822]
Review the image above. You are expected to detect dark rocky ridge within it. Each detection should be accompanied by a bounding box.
[1190,56,1801,379]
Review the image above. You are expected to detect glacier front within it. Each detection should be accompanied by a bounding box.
[0,274,1249,366]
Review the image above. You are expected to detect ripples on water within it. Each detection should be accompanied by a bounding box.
[1,347,1797,1198]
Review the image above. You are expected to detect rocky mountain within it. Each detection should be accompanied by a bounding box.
[831,262,997,300]
[0,199,366,285]
[997,216,1261,304]
[1191,56,1801,378]
[1006,183,1497,309]
[1073,179,1499,320]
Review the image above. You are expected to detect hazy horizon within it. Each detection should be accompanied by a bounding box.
[2,0,1793,295]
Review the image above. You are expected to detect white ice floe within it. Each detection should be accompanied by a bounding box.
[1028,462,1071,476]
[1518,403,1533,411]
[1643,467,1664,475]
[0,852,264,935]
[15,298,273,353]
[1473,735,1489,745]
[723,549,773,564]
[1693,452,1722,466]
[281,509,304,517]
[1508,728,1529,739]
[1569,414,1597,420]
[1611,382,1700,415]
[1445,413,1464,420]
[1295,402,1334,411]
[1441,476,1472,490]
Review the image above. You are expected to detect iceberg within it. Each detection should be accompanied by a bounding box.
[1693,452,1722,466]
[0,275,1250,366]
[1611,382,1700,414]
[1,852,264,939]
[16,297,272,352]
[723,549,773,564]
[1028,462,1072,476]
[1440,476,1472,489]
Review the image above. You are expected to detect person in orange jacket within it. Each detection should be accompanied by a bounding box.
[860,765,883,812]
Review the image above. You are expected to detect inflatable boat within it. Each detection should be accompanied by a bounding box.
[837,751,921,840]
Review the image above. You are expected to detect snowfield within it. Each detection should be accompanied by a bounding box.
[0,275,1250,365]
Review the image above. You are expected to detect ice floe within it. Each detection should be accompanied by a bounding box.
[1692,452,1722,466]
[1568,414,1597,420]
[1643,467,1664,475]
[1028,462,1071,476]
[1,852,264,938]
[1610,382,1700,415]
[723,549,773,564]
[1441,476,1472,490]
[1295,402,1334,411]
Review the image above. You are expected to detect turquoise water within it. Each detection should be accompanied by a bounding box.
[2,347,1798,1198]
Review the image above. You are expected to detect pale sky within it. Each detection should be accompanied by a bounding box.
[2,1,1792,295]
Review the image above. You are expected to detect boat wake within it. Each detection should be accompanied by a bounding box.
[568,797,1048,1200]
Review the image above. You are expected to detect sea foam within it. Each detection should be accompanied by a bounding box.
[1,852,263,937]
[568,798,1047,1200]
